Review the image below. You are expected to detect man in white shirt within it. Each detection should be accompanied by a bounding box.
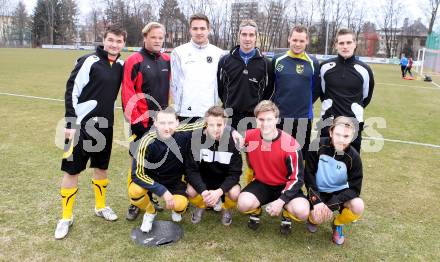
[171,13,224,123]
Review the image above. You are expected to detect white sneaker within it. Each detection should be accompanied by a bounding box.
[140,212,157,232]
[95,206,118,221]
[171,211,182,222]
[54,218,73,240]
[213,200,222,212]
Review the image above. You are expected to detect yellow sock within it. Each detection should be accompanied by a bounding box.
[61,187,78,220]
[128,183,155,214]
[282,210,302,222]
[173,195,189,213]
[189,194,206,209]
[92,178,108,209]
[242,207,261,216]
[144,197,156,214]
[334,208,360,225]
[308,214,318,225]
[244,167,254,186]
[127,166,132,189]
[221,196,236,210]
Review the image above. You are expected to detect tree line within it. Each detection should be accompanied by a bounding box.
[1,0,439,56]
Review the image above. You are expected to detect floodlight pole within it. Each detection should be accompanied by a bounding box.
[325,20,330,55]
[420,48,426,76]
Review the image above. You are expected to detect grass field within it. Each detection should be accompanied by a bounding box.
[0,48,439,261]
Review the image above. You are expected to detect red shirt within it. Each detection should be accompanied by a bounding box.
[245,129,304,202]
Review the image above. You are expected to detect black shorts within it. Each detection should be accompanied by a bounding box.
[163,180,187,196]
[242,179,306,206]
[311,192,355,212]
[277,118,312,159]
[204,179,240,193]
[61,127,113,175]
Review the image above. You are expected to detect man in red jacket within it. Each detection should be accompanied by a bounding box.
[122,22,170,220]
[237,100,309,234]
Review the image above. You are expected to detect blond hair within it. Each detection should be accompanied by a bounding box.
[239,19,258,36]
[254,100,279,118]
[142,22,165,37]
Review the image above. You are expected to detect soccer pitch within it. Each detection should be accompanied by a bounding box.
[0,48,439,261]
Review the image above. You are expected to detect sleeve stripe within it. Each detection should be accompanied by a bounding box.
[72,55,99,118]
[283,151,299,192]
[176,120,205,132]
[135,133,157,185]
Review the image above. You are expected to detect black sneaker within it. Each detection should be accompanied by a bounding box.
[126,204,140,221]
[247,215,260,230]
[280,217,292,235]
[151,197,164,212]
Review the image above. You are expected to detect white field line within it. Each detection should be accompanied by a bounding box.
[0,92,123,109]
[363,136,440,149]
[1,91,439,149]
[431,81,440,88]
[376,82,440,90]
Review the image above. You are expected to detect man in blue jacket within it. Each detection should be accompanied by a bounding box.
[271,25,320,159]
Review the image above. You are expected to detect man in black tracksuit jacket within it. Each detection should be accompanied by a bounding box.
[217,20,273,132]
[185,106,243,226]
[319,28,374,153]
[55,26,126,240]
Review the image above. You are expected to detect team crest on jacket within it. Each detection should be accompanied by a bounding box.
[296,64,304,74]
[276,63,284,72]
[207,56,212,63]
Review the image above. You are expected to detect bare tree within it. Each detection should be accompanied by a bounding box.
[328,0,345,51]
[12,1,29,46]
[259,0,290,51]
[426,0,440,34]
[0,0,13,46]
[378,0,403,57]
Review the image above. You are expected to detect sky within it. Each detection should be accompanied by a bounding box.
[20,0,428,26]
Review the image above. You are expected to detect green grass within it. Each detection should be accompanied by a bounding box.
[0,48,439,261]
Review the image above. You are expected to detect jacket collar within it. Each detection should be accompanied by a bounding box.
[141,46,161,59]
[96,45,121,61]
[230,45,263,59]
[337,54,356,63]
[190,39,209,49]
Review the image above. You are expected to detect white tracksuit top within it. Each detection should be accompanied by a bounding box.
[171,40,224,117]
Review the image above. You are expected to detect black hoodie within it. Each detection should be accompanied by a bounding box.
[217,46,273,114]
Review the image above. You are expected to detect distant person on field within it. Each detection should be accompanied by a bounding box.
[305,116,364,245]
[400,54,408,78]
[55,26,126,240]
[405,56,413,78]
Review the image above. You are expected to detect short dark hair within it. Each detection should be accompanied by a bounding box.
[104,25,127,42]
[290,25,308,37]
[189,13,210,28]
[204,106,228,118]
[335,28,356,42]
